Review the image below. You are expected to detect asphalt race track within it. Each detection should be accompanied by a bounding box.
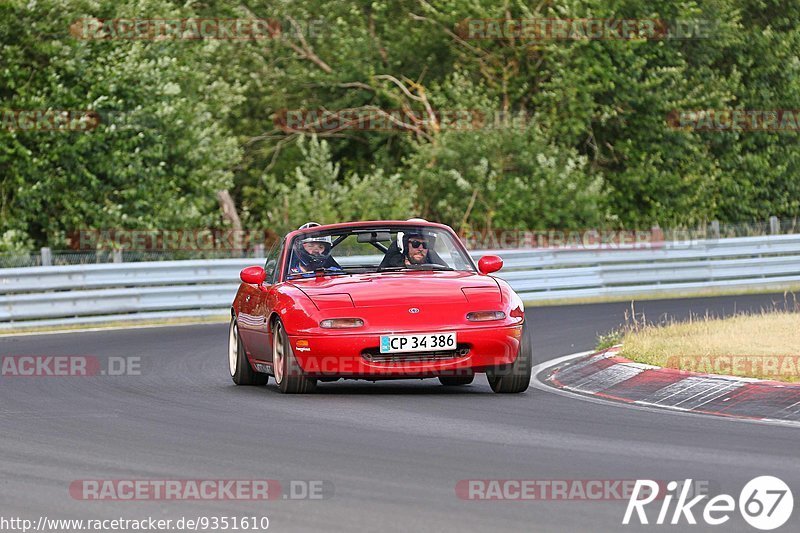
[1,293,798,533]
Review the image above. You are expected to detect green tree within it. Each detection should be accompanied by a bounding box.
[0,0,243,249]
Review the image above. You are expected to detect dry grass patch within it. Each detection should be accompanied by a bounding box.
[617,312,800,382]
[525,282,800,307]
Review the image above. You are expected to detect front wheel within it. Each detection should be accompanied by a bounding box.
[229,317,268,386]
[486,327,531,393]
[272,320,317,394]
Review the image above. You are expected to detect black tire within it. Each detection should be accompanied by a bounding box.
[229,317,268,386]
[486,326,531,393]
[438,374,475,386]
[272,319,317,394]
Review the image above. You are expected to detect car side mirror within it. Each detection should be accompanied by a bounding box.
[478,255,503,275]
[240,266,266,285]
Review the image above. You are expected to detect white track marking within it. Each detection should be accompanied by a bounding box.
[568,364,645,394]
[530,351,800,429]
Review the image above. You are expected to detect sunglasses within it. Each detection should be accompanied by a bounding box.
[408,239,428,249]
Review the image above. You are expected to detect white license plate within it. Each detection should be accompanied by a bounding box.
[379,332,457,354]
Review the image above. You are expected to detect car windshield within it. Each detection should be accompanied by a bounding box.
[284,225,475,279]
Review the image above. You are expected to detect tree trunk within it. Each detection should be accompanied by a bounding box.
[217,189,243,253]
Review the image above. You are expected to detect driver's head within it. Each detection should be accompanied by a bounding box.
[403,232,429,264]
[295,222,332,268]
[302,241,326,256]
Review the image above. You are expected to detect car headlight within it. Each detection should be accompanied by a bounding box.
[319,318,364,329]
[466,311,506,322]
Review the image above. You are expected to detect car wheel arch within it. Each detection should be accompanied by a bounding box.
[269,312,282,332]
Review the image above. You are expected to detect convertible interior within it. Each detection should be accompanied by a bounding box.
[288,228,455,277]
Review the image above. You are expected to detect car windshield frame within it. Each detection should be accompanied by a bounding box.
[281,223,476,281]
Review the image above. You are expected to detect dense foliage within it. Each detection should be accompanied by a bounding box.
[1,0,798,250]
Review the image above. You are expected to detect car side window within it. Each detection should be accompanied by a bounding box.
[264,240,283,284]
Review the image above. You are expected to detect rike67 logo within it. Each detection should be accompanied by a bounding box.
[624,476,794,530]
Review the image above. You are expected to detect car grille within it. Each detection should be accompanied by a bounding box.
[361,344,470,364]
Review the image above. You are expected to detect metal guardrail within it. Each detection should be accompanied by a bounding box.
[2,234,800,330]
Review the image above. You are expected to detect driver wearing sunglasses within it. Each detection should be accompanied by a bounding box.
[404,236,430,265]
[379,229,444,268]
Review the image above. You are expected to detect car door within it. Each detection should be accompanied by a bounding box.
[238,240,282,362]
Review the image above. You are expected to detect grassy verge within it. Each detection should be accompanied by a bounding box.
[604,311,800,382]
[524,282,800,307]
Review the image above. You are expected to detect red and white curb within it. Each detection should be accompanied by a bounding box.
[531,347,800,428]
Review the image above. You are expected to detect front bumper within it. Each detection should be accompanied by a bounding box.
[287,325,523,378]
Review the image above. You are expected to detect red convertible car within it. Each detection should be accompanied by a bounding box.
[228,220,530,393]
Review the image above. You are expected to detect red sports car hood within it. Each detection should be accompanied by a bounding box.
[289,271,501,308]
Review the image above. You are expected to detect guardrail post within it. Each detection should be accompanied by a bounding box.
[710,220,720,239]
[40,247,52,266]
[253,243,265,258]
[769,216,780,235]
[113,250,123,263]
